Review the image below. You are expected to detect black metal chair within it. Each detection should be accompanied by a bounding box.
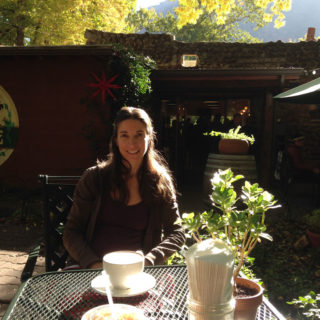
[21,174,187,281]
[279,150,319,213]
[21,175,80,281]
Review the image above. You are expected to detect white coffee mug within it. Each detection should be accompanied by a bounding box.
[103,250,144,290]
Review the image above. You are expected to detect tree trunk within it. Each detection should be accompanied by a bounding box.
[16,26,24,46]
[16,0,25,46]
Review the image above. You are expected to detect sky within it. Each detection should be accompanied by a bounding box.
[136,0,167,10]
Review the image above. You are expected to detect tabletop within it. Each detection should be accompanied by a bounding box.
[3,265,285,320]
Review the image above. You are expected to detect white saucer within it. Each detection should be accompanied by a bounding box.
[91,272,156,297]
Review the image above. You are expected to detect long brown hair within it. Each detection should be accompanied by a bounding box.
[99,106,176,205]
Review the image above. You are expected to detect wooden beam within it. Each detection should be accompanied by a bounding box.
[260,90,275,188]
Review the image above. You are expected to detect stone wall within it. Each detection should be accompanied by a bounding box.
[85,30,320,71]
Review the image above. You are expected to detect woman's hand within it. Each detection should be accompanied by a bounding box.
[88,261,102,269]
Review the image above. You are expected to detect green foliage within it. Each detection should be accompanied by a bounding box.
[90,44,156,109]
[250,214,320,318]
[11,203,43,228]
[0,189,43,227]
[205,126,255,145]
[288,291,320,320]
[165,250,186,265]
[304,209,320,232]
[176,168,279,282]
[126,3,273,43]
[111,44,156,105]
[82,45,156,159]
[0,0,135,46]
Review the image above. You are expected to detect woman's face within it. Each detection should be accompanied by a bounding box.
[116,119,150,170]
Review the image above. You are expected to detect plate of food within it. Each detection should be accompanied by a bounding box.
[81,303,147,320]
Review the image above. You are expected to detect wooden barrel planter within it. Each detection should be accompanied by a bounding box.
[203,153,258,204]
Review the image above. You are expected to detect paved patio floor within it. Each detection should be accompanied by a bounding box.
[0,223,45,320]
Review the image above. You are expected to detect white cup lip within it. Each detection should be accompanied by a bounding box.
[103,250,144,265]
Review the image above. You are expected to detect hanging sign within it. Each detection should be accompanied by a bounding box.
[0,86,19,166]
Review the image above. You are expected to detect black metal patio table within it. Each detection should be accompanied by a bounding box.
[3,265,285,320]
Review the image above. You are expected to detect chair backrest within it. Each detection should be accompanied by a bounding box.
[273,147,296,205]
[283,147,308,183]
[278,147,317,210]
[38,175,80,272]
[280,149,292,186]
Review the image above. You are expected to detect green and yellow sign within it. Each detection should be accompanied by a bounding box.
[0,86,19,166]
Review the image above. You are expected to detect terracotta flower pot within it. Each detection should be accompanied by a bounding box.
[306,228,320,247]
[234,277,263,320]
[218,139,249,155]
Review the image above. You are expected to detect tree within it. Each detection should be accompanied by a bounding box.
[128,0,292,43]
[174,0,292,29]
[0,0,136,46]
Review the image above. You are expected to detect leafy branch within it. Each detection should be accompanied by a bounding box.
[176,168,280,290]
[205,126,255,145]
[288,291,320,320]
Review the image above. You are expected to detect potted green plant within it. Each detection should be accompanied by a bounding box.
[177,168,279,320]
[288,291,320,320]
[205,126,255,155]
[304,209,320,247]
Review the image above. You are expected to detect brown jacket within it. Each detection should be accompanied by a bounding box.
[63,165,185,268]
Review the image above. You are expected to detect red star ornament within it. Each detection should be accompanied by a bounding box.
[87,71,122,103]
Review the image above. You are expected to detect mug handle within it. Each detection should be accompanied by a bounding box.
[135,250,145,268]
[135,250,144,258]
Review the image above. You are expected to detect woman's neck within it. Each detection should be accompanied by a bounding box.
[126,173,142,205]
[130,166,139,176]
[122,159,141,178]
[129,160,143,178]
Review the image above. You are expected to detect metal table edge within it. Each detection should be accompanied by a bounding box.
[262,296,286,320]
[2,280,28,320]
[1,268,97,320]
[1,265,184,319]
[2,264,286,320]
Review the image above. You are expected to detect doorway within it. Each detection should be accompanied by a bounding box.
[159,98,255,188]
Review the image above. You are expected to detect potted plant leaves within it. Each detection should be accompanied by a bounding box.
[288,291,320,320]
[205,126,255,155]
[177,168,279,320]
[304,209,320,247]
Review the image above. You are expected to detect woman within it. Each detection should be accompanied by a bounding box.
[63,106,185,269]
